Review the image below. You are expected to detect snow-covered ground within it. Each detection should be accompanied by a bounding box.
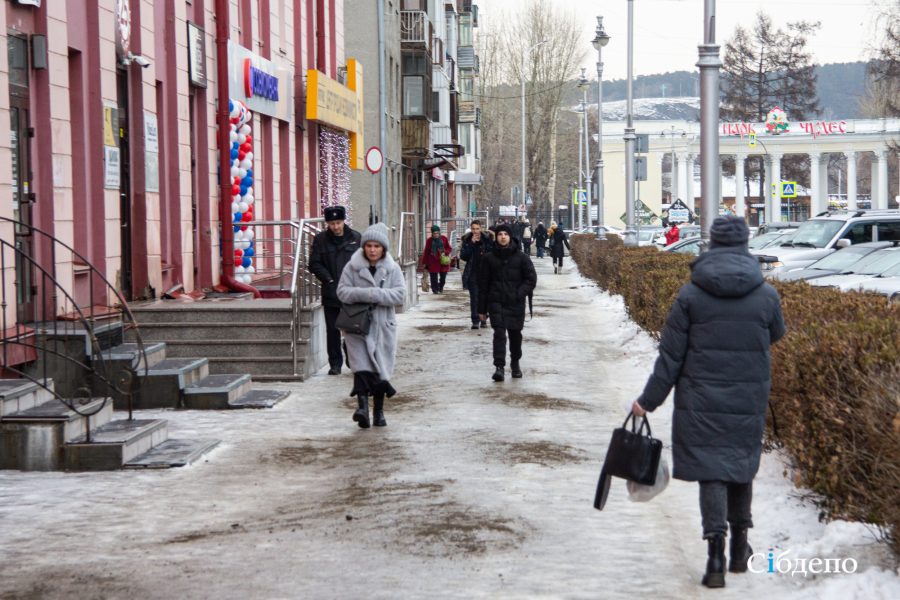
[0,258,896,599]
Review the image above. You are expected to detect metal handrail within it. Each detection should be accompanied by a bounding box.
[0,217,148,438]
[398,212,420,267]
[293,218,325,375]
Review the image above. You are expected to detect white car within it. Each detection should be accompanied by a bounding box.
[809,246,900,292]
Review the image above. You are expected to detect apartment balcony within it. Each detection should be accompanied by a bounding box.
[400,11,432,54]
[458,100,476,123]
[457,46,476,71]
[402,116,431,159]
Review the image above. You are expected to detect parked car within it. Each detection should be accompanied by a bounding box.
[808,245,900,292]
[748,229,798,250]
[636,227,666,247]
[751,209,900,273]
[853,260,900,298]
[773,242,895,282]
[662,236,703,256]
[678,225,701,240]
[756,221,803,235]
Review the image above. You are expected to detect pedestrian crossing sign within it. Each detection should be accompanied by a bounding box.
[780,181,797,198]
[748,132,757,148]
[572,189,587,206]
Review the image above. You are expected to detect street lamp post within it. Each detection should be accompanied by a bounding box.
[578,69,592,232]
[592,16,610,240]
[576,99,585,230]
[623,0,637,247]
[660,126,687,205]
[698,0,722,244]
[521,40,547,219]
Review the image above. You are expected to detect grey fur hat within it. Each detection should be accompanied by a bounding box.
[709,216,750,248]
[361,222,390,253]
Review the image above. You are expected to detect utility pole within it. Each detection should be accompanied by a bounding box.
[623,0,637,247]
[698,0,722,244]
[377,0,388,221]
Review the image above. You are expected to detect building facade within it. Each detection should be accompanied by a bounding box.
[0,0,363,334]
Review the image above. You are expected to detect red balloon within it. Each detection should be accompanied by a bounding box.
[233,257,241,267]
[238,151,246,160]
[234,249,242,256]
[231,185,240,196]
[240,225,248,231]
[244,135,252,144]
[240,142,251,153]
[233,176,242,185]
[241,212,252,222]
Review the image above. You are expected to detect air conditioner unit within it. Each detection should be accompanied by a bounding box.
[412,170,427,187]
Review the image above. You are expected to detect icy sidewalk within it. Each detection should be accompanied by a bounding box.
[0,258,897,599]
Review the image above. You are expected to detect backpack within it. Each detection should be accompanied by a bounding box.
[523,226,532,240]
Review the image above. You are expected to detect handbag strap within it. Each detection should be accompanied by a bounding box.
[621,412,653,437]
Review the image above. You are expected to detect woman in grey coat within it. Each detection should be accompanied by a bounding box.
[337,223,406,428]
[633,216,785,588]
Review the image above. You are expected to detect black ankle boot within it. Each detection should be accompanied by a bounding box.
[373,394,386,427]
[728,528,752,573]
[702,534,726,588]
[492,366,504,382]
[510,361,523,378]
[352,394,370,429]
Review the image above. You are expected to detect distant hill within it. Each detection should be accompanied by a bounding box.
[565,61,869,120]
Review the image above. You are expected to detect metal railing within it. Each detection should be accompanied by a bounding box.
[398,212,420,267]
[0,217,147,438]
[246,218,325,375]
[400,11,432,49]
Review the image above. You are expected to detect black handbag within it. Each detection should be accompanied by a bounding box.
[593,413,663,511]
[335,303,374,335]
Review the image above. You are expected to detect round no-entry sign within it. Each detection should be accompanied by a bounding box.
[365,147,384,174]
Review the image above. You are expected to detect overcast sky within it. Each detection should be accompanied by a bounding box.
[478,0,888,82]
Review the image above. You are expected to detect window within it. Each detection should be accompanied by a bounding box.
[459,124,471,155]
[876,221,900,242]
[403,76,425,116]
[843,222,874,245]
[431,91,440,122]
[459,15,472,46]
[402,53,428,76]
[460,74,473,102]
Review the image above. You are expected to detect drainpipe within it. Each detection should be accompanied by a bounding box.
[378,0,388,221]
[216,0,261,297]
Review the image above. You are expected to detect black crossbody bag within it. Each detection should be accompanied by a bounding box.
[335,279,384,336]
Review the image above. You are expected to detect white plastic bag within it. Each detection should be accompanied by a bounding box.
[626,457,670,502]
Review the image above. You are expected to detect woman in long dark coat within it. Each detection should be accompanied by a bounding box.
[633,216,785,588]
[548,225,570,274]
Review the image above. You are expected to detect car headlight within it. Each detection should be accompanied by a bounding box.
[760,260,783,271]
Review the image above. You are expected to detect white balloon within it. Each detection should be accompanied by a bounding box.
[229,105,240,119]
[232,159,239,168]
[244,229,255,241]
[229,131,237,143]
[236,266,246,275]
[239,159,252,170]
[239,201,249,213]
[241,274,252,284]
[237,133,247,144]
[239,124,252,135]
[246,266,256,274]
[243,194,255,206]
[237,168,247,179]
[231,202,240,213]
[240,239,250,250]
[244,187,254,198]
[245,152,254,162]
[230,166,239,178]
[234,230,244,241]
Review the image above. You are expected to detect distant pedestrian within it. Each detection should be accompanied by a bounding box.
[478,224,537,382]
[665,222,681,245]
[308,205,362,375]
[521,219,533,255]
[533,221,548,258]
[337,223,406,429]
[420,225,451,293]
[632,216,785,588]
[460,220,495,329]
[548,224,570,274]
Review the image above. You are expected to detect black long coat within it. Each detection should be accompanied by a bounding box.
[459,230,495,290]
[307,227,362,307]
[549,228,570,259]
[637,247,786,483]
[477,238,537,331]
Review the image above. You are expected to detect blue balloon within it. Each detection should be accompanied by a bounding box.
[246,169,254,179]
[233,225,240,233]
[230,149,238,160]
[241,256,252,268]
[242,176,252,187]
[244,247,255,258]
[229,100,234,113]
[240,186,249,196]
[232,140,240,150]
[234,212,242,222]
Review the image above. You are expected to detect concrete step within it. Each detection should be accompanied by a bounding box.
[98,341,167,371]
[206,357,304,379]
[91,342,168,403]
[65,418,168,471]
[130,300,292,324]
[125,358,209,410]
[230,389,291,409]
[0,379,55,417]
[183,374,252,410]
[0,397,114,470]
[130,322,295,342]
[161,340,293,359]
[124,438,220,468]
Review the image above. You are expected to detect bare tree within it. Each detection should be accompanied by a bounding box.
[475,1,584,218]
[864,3,900,118]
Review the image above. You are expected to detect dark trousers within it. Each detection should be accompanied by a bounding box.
[323,305,345,368]
[429,271,446,293]
[553,255,564,268]
[523,240,532,255]
[492,327,523,367]
[699,481,754,538]
[467,280,481,324]
[536,243,545,258]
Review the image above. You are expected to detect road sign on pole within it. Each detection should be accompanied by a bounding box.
[780,181,797,198]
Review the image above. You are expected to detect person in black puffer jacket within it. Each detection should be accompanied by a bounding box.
[632,216,785,589]
[307,205,362,375]
[477,223,537,382]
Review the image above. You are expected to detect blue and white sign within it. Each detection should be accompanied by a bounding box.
[227,41,293,122]
[780,181,797,198]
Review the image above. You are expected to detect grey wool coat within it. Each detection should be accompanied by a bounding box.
[336,249,407,381]
[637,247,786,483]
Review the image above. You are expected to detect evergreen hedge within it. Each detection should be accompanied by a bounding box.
[570,234,900,553]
